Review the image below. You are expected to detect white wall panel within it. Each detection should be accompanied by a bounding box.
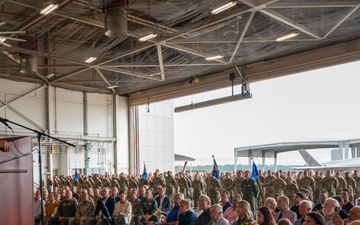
[87,93,113,137]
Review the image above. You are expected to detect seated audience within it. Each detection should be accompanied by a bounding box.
[193,195,212,225]
[305,212,325,225]
[48,189,78,225]
[274,196,297,224]
[45,192,59,222]
[112,191,132,225]
[178,199,198,225]
[224,194,241,224]
[257,206,276,225]
[233,200,254,225]
[161,193,183,225]
[135,189,158,225]
[69,189,95,225]
[264,197,277,216]
[220,191,232,213]
[86,187,115,225]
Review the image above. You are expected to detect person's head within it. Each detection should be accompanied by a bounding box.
[236,200,253,220]
[264,197,277,211]
[111,187,118,197]
[332,195,344,207]
[274,172,280,179]
[322,198,339,217]
[119,190,126,201]
[244,170,251,179]
[278,218,292,225]
[319,191,328,204]
[277,196,289,211]
[65,189,73,200]
[301,189,310,199]
[145,189,152,199]
[210,204,223,221]
[257,206,276,225]
[356,198,360,206]
[48,192,54,202]
[80,189,89,201]
[179,199,191,214]
[341,189,350,202]
[304,212,325,225]
[348,207,360,222]
[199,195,211,210]
[130,188,137,198]
[94,187,100,196]
[43,190,48,200]
[350,221,360,225]
[53,192,60,202]
[293,192,306,206]
[138,187,145,197]
[101,187,110,198]
[221,191,230,204]
[35,189,41,200]
[299,200,313,218]
[232,194,242,206]
[173,193,184,206]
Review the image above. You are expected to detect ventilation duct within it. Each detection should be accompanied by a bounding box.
[20,54,37,74]
[105,0,128,38]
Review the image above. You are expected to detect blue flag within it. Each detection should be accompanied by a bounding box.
[142,163,147,180]
[74,168,79,182]
[211,155,220,180]
[251,161,259,181]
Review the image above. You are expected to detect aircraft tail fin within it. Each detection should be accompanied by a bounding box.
[298,149,321,166]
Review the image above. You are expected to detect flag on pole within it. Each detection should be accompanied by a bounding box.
[74,168,79,182]
[142,163,147,180]
[251,161,259,181]
[211,155,220,180]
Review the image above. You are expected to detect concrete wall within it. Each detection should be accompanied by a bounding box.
[0,79,129,186]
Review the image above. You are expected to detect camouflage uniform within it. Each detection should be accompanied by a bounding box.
[151,176,166,195]
[313,174,323,204]
[298,176,315,201]
[353,175,360,200]
[111,178,120,189]
[264,174,276,198]
[178,176,189,198]
[192,178,204,208]
[284,182,299,207]
[69,198,95,225]
[345,174,356,203]
[263,177,286,199]
[119,176,129,193]
[336,175,347,195]
[165,174,177,197]
[221,176,234,199]
[129,178,139,191]
[233,176,245,196]
[321,175,339,197]
[208,176,221,205]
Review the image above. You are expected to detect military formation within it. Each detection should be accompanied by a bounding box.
[39,168,360,225]
[45,169,360,208]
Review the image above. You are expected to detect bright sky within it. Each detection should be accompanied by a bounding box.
[173,60,360,166]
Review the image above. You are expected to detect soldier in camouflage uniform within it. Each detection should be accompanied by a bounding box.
[165,171,176,198]
[233,170,245,196]
[47,174,53,193]
[335,171,347,195]
[92,174,103,189]
[101,175,111,188]
[345,172,356,203]
[111,177,120,189]
[313,171,323,204]
[127,188,140,225]
[208,174,221,205]
[118,173,129,193]
[298,170,315,201]
[284,176,299,207]
[264,170,275,198]
[192,173,204,209]
[261,171,286,200]
[177,172,190,198]
[81,176,93,190]
[353,170,360,200]
[151,171,166,196]
[221,172,234,200]
[129,175,139,191]
[321,170,339,197]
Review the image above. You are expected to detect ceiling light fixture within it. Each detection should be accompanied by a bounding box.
[85,57,97,63]
[174,92,252,113]
[46,73,55,79]
[0,37,6,42]
[0,22,6,26]
[107,85,118,89]
[40,4,59,15]
[205,55,223,61]
[211,1,237,15]
[276,32,299,42]
[138,34,157,42]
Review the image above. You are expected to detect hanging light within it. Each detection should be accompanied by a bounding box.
[40,4,59,15]
[105,3,127,38]
[20,54,37,74]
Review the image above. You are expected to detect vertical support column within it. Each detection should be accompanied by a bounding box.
[234,149,237,172]
[274,152,278,171]
[262,151,265,171]
[129,106,139,174]
[339,142,344,159]
[345,142,349,159]
[46,86,53,178]
[83,92,89,175]
[248,150,252,170]
[113,94,118,174]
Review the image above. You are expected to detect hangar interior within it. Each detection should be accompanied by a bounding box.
[1,0,360,183]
